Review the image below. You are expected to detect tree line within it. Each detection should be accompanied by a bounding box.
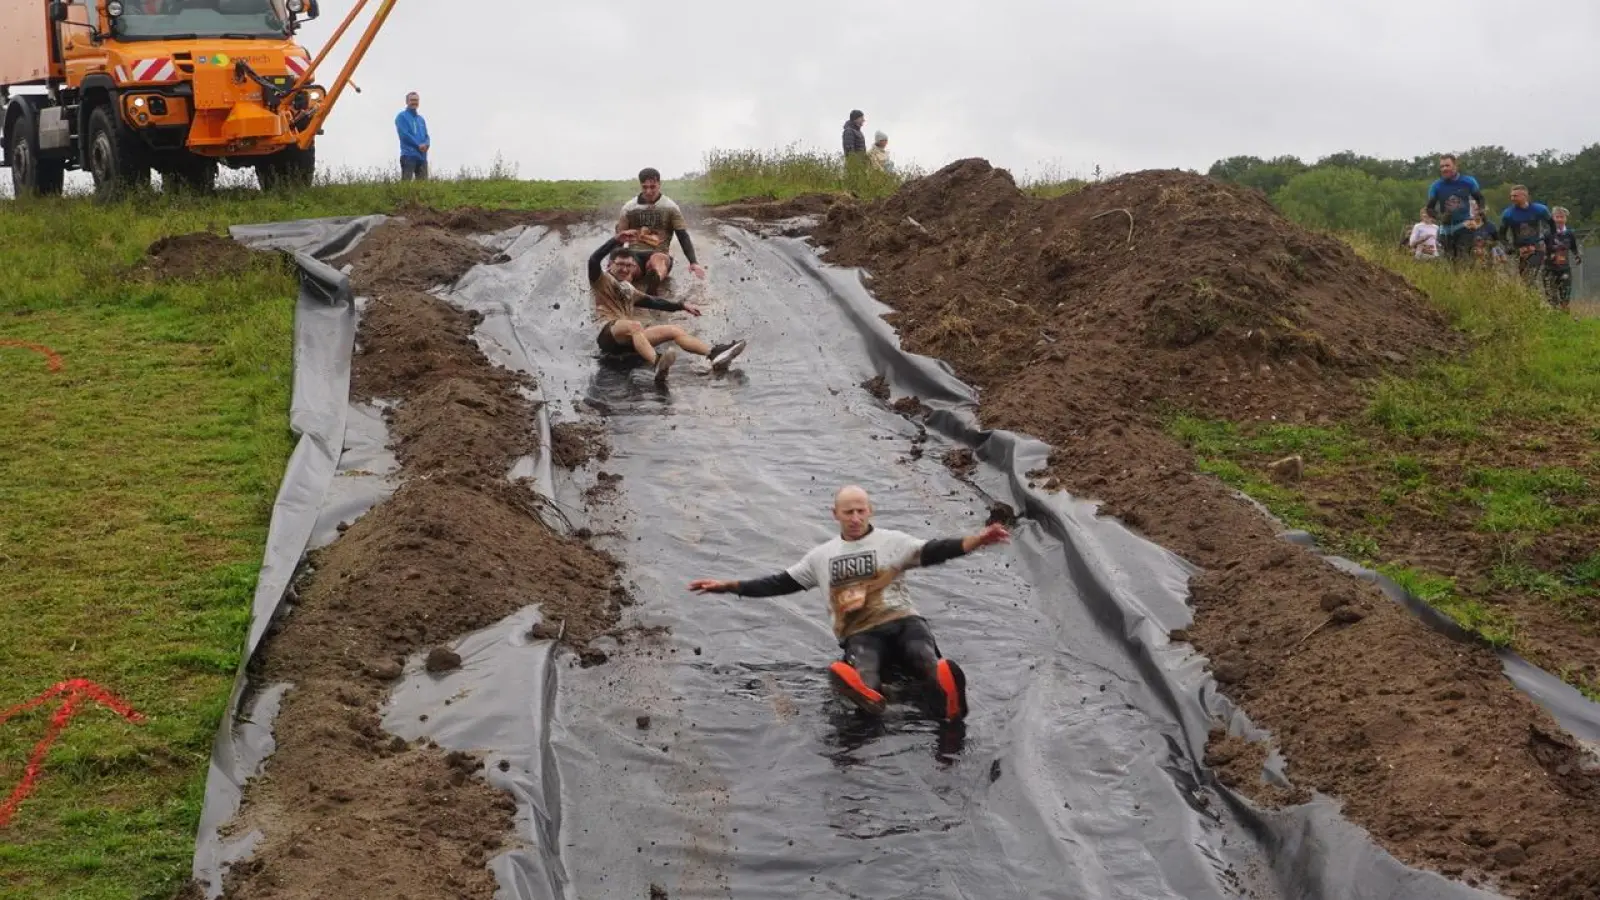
[1206,145,1600,242]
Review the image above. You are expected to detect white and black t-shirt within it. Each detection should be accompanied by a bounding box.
[786,528,926,639]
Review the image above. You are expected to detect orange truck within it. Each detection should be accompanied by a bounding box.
[1,0,393,196]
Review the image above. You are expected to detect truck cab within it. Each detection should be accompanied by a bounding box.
[3,0,330,195]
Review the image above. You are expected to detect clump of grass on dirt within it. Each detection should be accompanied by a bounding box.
[691,145,1085,204]
[1164,243,1600,694]
[0,171,645,900]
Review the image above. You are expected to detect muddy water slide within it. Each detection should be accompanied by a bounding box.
[195,214,1514,899]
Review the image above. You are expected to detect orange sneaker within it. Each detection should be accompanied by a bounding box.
[828,661,887,715]
[935,659,968,721]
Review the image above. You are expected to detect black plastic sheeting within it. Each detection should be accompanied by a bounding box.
[194,213,1597,899]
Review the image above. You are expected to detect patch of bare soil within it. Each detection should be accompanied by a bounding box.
[392,202,594,238]
[549,422,611,469]
[135,231,276,281]
[813,159,1600,898]
[215,222,628,900]
[331,219,493,294]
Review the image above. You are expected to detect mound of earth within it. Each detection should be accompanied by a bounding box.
[331,219,493,294]
[135,231,274,281]
[392,202,593,237]
[815,160,1600,899]
[816,158,1463,425]
[216,223,628,900]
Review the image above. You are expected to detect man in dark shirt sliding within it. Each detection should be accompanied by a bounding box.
[689,484,1010,721]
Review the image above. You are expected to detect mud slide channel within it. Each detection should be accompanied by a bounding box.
[423,218,1520,899]
[193,209,1552,900]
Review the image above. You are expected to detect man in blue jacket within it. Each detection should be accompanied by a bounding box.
[1425,155,1487,263]
[395,91,429,181]
[1500,185,1555,281]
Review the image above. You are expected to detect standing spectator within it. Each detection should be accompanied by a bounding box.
[1408,208,1440,260]
[396,91,430,181]
[1425,154,1487,263]
[1499,185,1555,282]
[1543,206,1581,309]
[842,110,866,158]
[868,131,895,173]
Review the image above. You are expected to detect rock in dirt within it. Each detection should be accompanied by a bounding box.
[860,375,890,400]
[1266,454,1304,483]
[636,715,651,730]
[425,646,462,673]
[649,883,670,900]
[364,659,404,681]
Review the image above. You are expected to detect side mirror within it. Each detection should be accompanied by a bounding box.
[49,1,68,21]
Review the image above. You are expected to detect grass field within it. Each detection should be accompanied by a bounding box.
[1166,246,1600,698]
[0,148,1076,899]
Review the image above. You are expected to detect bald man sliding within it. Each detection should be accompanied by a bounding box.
[690,485,1009,720]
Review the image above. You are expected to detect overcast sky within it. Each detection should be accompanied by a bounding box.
[286,0,1600,183]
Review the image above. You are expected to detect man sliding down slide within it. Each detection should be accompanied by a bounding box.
[587,234,745,384]
[689,485,1010,721]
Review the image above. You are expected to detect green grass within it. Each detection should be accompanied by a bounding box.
[1377,565,1518,647]
[1353,238,1600,439]
[1164,243,1600,674]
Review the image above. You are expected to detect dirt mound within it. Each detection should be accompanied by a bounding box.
[816,160,1600,899]
[816,160,1462,424]
[331,220,493,294]
[135,231,273,281]
[218,228,626,899]
[392,202,593,237]
[351,290,510,401]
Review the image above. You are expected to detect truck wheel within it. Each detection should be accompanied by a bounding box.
[255,145,316,191]
[86,105,150,196]
[8,126,66,197]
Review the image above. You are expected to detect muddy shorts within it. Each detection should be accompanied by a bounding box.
[839,615,942,682]
[596,323,637,357]
[630,249,674,274]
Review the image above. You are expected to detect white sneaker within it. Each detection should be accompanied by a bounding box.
[707,340,747,372]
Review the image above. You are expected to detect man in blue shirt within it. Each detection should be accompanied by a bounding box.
[1500,185,1555,281]
[395,91,429,181]
[1425,154,1487,263]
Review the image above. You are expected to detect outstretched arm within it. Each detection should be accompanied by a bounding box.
[690,571,805,597]
[916,522,1010,567]
[588,236,620,283]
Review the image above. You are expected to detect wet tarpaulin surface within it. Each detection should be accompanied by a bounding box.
[375,220,1511,900]
[198,213,1600,899]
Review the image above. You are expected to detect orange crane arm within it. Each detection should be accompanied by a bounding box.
[295,0,397,150]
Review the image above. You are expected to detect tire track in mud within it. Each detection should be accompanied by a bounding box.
[511,224,1271,900]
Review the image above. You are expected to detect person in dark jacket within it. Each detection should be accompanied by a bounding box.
[842,110,867,157]
[1543,206,1582,309]
[689,484,1010,721]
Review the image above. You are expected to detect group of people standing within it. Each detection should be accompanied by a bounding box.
[1408,154,1582,309]
[841,109,896,173]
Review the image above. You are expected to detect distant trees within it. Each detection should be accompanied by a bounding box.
[1207,144,1600,239]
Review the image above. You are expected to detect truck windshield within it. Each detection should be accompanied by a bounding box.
[114,0,289,40]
